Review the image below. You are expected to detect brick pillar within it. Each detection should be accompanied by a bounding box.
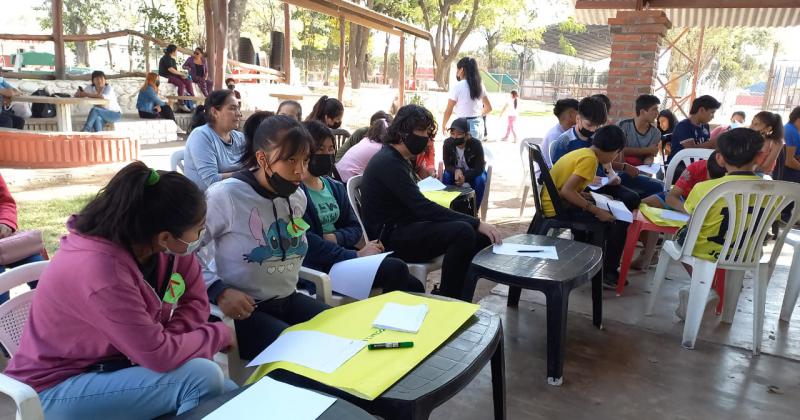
[606,10,671,123]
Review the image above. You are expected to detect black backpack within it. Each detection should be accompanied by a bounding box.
[30,89,56,118]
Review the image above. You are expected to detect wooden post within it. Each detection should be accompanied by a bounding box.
[283,3,292,84]
[398,34,405,106]
[338,16,345,101]
[52,0,65,79]
[213,0,229,90]
[204,0,216,88]
[690,26,705,103]
[762,42,779,110]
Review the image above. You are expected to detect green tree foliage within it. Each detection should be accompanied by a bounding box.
[36,0,120,66]
[503,7,544,87]
[477,0,522,71]
[173,0,191,48]
[417,0,481,88]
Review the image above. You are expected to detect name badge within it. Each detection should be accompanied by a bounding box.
[163,273,185,304]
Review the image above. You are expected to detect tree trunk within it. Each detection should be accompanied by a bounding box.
[348,24,370,89]
[518,52,526,88]
[382,33,389,84]
[106,40,113,69]
[227,0,249,60]
[75,22,89,67]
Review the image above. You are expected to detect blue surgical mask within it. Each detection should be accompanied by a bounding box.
[164,228,205,256]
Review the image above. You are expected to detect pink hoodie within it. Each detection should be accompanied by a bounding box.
[5,222,231,392]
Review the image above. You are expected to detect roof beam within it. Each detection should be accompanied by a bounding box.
[575,0,800,8]
[282,0,428,39]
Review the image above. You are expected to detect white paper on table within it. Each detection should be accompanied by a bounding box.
[329,252,393,300]
[637,163,661,175]
[588,176,609,191]
[417,176,447,192]
[590,192,634,223]
[373,303,429,333]
[246,330,366,372]
[660,209,690,223]
[203,377,335,420]
[492,243,558,260]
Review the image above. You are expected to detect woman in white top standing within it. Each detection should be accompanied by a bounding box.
[76,70,122,132]
[442,57,492,141]
[499,90,519,142]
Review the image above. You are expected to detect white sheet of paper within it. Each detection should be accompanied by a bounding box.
[590,192,634,223]
[203,377,335,420]
[372,303,429,333]
[417,176,447,192]
[246,331,366,372]
[637,163,661,175]
[660,209,690,223]
[588,176,609,191]
[329,252,393,300]
[492,243,559,260]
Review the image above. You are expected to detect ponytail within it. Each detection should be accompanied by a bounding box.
[74,161,206,252]
[304,95,344,123]
[753,111,783,143]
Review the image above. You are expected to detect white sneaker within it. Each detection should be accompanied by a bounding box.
[675,287,720,320]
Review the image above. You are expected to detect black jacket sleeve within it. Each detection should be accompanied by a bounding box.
[442,138,456,174]
[464,139,486,181]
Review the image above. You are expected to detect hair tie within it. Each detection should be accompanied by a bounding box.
[146,169,160,186]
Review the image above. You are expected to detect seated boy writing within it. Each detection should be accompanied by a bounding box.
[642,150,727,213]
[541,125,630,287]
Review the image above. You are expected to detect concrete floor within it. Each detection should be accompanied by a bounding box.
[429,242,800,420]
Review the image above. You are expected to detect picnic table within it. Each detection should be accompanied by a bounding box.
[13,95,108,132]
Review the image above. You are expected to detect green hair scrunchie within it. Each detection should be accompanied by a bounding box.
[146,169,160,186]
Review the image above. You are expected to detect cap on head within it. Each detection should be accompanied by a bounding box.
[449,118,470,134]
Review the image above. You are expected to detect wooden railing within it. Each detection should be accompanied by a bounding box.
[0,30,285,83]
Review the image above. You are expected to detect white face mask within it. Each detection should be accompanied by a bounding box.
[164,229,205,256]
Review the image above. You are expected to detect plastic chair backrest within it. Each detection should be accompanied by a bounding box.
[0,261,48,357]
[678,180,800,269]
[331,128,351,150]
[346,175,370,242]
[526,143,569,219]
[519,138,539,175]
[664,148,713,190]
[170,149,185,173]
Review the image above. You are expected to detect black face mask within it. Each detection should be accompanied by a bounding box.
[227,84,235,90]
[329,121,342,130]
[452,137,466,146]
[264,165,299,198]
[579,127,595,139]
[404,133,429,155]
[308,153,334,177]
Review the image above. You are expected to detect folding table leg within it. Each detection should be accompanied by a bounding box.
[591,272,603,330]
[545,286,569,386]
[490,328,506,420]
[507,286,522,307]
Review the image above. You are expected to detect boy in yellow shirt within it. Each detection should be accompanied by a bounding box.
[540,125,629,288]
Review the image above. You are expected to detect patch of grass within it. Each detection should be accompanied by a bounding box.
[16,195,93,256]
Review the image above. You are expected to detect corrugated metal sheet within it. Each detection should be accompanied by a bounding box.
[540,25,611,62]
[573,7,800,27]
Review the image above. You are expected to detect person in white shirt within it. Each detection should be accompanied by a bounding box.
[499,90,519,142]
[76,70,122,132]
[441,57,492,141]
[542,98,579,167]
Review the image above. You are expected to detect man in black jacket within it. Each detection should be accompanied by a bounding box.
[360,105,502,301]
[442,117,487,209]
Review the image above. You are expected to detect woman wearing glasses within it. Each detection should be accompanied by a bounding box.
[183,47,213,97]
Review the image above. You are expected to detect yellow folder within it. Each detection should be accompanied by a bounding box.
[246,291,479,400]
[421,190,462,208]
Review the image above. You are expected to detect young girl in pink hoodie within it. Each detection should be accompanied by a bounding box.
[5,162,234,418]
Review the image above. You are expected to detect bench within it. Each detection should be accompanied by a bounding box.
[166,95,206,109]
[0,129,138,168]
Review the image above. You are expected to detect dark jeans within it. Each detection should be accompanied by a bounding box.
[138,105,175,121]
[384,221,491,300]
[595,183,641,210]
[234,292,329,360]
[619,172,664,199]
[558,209,628,273]
[0,111,24,129]
[0,253,43,304]
[373,257,425,293]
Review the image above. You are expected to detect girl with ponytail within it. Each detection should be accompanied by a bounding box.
[6,161,234,418]
[442,57,492,141]
[751,111,784,175]
[304,95,344,129]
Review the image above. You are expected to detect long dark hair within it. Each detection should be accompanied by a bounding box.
[75,161,206,252]
[384,105,436,145]
[240,114,313,168]
[511,90,518,109]
[277,100,303,121]
[366,116,390,143]
[190,89,236,131]
[456,57,482,100]
[303,120,333,151]
[243,111,275,145]
[658,109,678,135]
[753,111,784,143]
[304,96,343,123]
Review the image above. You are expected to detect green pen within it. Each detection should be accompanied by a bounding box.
[368,342,414,350]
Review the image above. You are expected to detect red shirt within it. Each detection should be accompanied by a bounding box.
[0,173,18,231]
[674,160,708,198]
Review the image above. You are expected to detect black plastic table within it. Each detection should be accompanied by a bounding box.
[267,308,505,420]
[463,234,602,386]
[170,383,373,419]
[444,185,476,217]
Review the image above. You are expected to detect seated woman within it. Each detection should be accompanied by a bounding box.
[304,95,344,130]
[184,90,245,191]
[360,105,501,300]
[183,47,213,96]
[336,111,391,161]
[750,111,784,175]
[0,171,42,304]
[159,44,194,112]
[5,162,234,418]
[442,117,487,209]
[76,70,122,132]
[136,72,175,121]
[336,116,389,183]
[277,100,302,121]
[199,115,330,360]
[301,121,424,293]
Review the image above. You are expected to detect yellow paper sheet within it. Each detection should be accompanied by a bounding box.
[246,291,479,400]
[422,190,461,208]
[639,204,687,228]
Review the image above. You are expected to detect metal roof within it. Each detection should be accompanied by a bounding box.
[540,25,611,62]
[572,1,800,27]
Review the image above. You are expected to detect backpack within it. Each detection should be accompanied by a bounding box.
[30,89,56,118]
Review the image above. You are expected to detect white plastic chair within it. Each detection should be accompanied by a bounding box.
[346,175,444,287]
[170,149,185,173]
[775,229,800,323]
[646,180,800,354]
[0,261,48,420]
[663,148,713,191]
[211,266,333,385]
[518,138,541,217]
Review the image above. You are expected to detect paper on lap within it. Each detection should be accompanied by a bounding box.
[590,192,633,223]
